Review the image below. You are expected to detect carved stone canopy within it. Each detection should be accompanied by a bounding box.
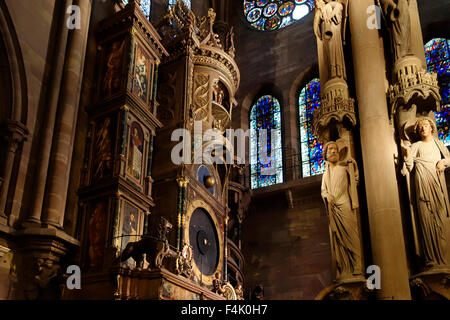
[156,5,240,91]
[313,78,356,144]
[389,56,441,119]
[194,45,240,91]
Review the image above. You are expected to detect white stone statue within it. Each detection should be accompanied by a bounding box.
[378,0,412,61]
[404,118,450,268]
[321,142,362,280]
[314,0,348,80]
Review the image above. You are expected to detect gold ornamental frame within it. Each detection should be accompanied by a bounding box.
[184,199,224,286]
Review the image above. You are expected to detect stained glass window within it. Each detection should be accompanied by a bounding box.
[243,0,315,31]
[169,0,191,10]
[299,78,324,177]
[250,95,284,189]
[425,38,450,146]
[122,0,151,19]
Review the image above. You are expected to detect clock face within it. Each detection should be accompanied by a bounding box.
[189,208,219,276]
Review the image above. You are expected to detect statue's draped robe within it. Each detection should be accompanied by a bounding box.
[318,2,346,79]
[322,163,362,279]
[407,138,450,266]
[380,0,412,60]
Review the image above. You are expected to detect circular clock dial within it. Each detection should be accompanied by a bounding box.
[189,208,219,276]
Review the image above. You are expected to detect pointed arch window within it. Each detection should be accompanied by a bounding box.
[299,78,325,177]
[122,0,151,19]
[425,38,450,146]
[250,95,284,189]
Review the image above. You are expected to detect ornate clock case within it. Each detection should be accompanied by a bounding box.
[151,2,240,291]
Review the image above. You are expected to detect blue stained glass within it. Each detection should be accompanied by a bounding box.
[244,1,256,14]
[122,0,151,19]
[250,95,284,189]
[251,18,267,31]
[257,0,270,7]
[425,38,450,146]
[244,0,315,31]
[169,0,191,10]
[299,78,325,177]
[263,3,278,17]
[248,8,262,23]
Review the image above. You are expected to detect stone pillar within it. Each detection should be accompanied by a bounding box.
[349,0,411,299]
[0,120,28,221]
[41,0,92,228]
[24,0,73,226]
[408,0,426,68]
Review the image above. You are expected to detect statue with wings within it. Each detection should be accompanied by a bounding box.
[314,0,349,81]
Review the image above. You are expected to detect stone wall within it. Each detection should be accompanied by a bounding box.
[242,177,332,300]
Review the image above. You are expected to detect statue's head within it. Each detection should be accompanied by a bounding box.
[324,141,339,164]
[414,117,436,140]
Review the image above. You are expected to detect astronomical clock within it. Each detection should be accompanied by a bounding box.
[66,1,246,300]
[150,1,243,298]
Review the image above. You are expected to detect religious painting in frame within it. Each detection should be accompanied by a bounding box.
[127,121,145,182]
[132,44,153,104]
[92,117,115,182]
[120,201,142,267]
[100,38,126,99]
[87,199,109,271]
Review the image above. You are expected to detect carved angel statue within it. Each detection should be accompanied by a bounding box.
[321,141,363,280]
[377,0,412,61]
[212,271,225,295]
[403,118,450,269]
[226,26,236,58]
[198,8,221,48]
[314,0,348,80]
[175,243,194,278]
[235,283,244,300]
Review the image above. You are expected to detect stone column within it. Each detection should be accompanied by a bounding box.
[41,0,92,228]
[0,121,27,220]
[349,0,411,299]
[408,0,426,68]
[24,0,73,226]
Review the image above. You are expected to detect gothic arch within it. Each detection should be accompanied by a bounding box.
[0,1,29,222]
[288,65,320,179]
[247,85,285,189]
[0,1,28,125]
[288,65,318,143]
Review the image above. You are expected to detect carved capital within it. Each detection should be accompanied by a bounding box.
[176,176,190,188]
[410,270,450,299]
[317,279,369,300]
[1,120,28,152]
